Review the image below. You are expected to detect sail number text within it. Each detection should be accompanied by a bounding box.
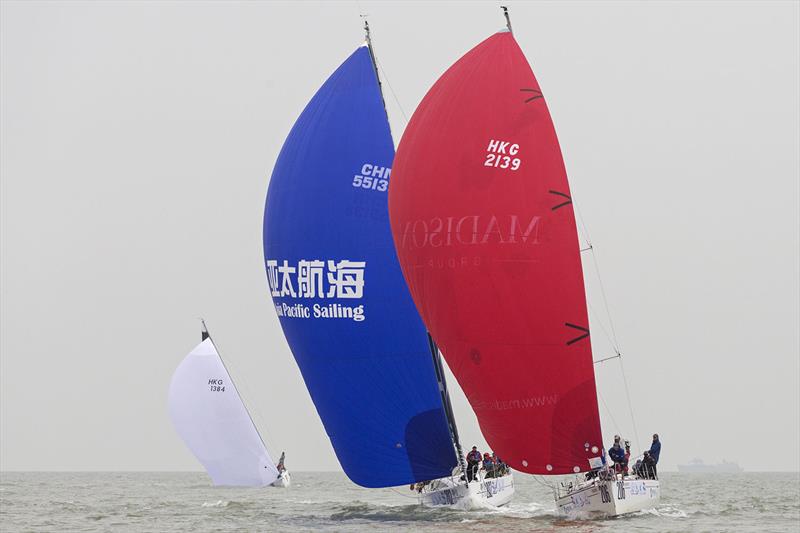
[208,378,225,392]
[352,163,389,192]
[484,139,521,171]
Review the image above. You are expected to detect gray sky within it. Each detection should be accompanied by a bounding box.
[1,1,798,473]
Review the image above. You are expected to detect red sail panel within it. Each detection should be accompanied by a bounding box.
[389,31,602,475]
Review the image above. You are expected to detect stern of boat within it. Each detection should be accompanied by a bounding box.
[418,472,514,509]
[556,476,659,518]
[271,471,291,488]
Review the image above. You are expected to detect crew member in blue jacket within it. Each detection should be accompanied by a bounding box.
[482,452,496,478]
[609,435,630,474]
[648,434,661,475]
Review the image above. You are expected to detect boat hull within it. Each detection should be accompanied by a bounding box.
[556,478,659,518]
[271,471,291,488]
[419,473,514,509]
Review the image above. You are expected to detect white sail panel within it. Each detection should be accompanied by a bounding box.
[168,339,278,486]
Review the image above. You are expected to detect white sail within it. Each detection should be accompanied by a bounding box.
[168,338,278,486]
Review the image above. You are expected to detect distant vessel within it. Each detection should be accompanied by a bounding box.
[168,321,289,487]
[678,459,743,473]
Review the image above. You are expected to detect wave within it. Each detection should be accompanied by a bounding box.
[330,502,441,522]
[637,505,689,518]
[201,500,230,508]
[326,498,557,525]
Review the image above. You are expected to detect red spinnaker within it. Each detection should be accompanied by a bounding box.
[389,31,603,475]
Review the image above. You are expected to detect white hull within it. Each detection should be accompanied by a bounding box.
[418,472,514,509]
[556,477,659,518]
[271,471,291,488]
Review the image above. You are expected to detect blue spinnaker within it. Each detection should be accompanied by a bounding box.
[263,45,458,488]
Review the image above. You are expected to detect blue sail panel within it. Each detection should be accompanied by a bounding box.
[263,45,458,488]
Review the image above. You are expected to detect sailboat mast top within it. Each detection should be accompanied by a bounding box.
[362,18,392,136]
[501,6,513,33]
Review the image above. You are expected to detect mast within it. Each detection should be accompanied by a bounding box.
[362,19,393,137]
[200,319,270,454]
[428,334,468,480]
[361,19,465,479]
[501,5,513,33]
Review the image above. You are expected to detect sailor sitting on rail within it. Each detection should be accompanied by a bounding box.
[482,453,496,478]
[632,451,658,480]
[492,453,508,476]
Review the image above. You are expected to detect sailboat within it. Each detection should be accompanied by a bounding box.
[262,23,513,508]
[388,8,659,517]
[168,321,290,488]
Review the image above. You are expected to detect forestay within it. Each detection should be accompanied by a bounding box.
[168,339,279,486]
[388,31,603,475]
[263,44,458,487]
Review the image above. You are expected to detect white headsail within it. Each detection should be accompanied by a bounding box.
[168,337,278,486]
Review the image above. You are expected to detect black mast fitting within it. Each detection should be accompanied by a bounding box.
[501,6,513,33]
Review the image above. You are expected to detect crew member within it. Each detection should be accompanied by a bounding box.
[492,453,507,476]
[466,446,482,482]
[276,451,286,473]
[608,435,629,474]
[648,434,661,477]
[483,452,495,478]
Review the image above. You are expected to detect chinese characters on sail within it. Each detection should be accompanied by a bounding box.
[266,259,367,322]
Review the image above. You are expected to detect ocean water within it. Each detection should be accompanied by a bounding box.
[1,471,798,532]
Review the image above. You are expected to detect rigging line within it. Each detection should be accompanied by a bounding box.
[589,244,642,451]
[389,487,423,500]
[220,353,279,457]
[572,193,594,249]
[572,193,639,449]
[618,355,642,453]
[593,354,621,365]
[532,474,556,492]
[589,248,620,350]
[587,301,618,354]
[374,54,410,126]
[572,193,620,349]
[597,388,623,444]
[572,183,642,455]
[576,201,638,452]
[205,324,279,458]
[203,323,275,458]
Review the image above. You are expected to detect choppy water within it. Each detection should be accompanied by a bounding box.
[1,472,798,532]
